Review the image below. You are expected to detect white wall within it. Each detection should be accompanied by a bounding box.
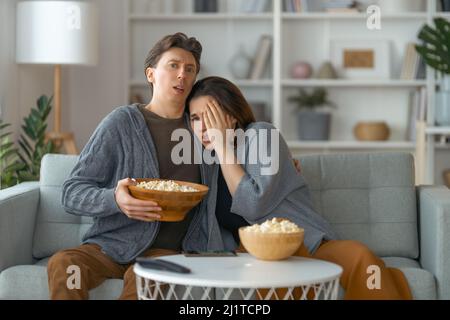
[0,0,54,142]
[66,0,126,151]
[0,0,125,152]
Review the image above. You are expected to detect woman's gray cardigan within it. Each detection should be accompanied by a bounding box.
[201,122,338,254]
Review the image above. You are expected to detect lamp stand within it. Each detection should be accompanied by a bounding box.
[45,65,78,155]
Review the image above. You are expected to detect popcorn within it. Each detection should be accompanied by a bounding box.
[243,218,301,234]
[136,180,199,192]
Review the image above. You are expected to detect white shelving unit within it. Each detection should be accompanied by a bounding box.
[124,0,449,184]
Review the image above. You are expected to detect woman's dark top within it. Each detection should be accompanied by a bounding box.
[215,169,249,243]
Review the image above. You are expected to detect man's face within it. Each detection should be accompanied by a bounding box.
[146,47,197,105]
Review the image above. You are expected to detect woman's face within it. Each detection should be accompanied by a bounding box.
[189,95,214,150]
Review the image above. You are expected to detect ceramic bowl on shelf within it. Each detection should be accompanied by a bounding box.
[128,178,209,222]
[354,121,390,141]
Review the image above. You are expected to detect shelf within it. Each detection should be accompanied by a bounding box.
[282,12,428,20]
[233,79,273,87]
[129,79,272,87]
[282,79,427,88]
[129,13,272,21]
[287,141,415,149]
[434,12,450,18]
[425,127,450,135]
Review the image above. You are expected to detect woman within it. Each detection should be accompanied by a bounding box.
[186,76,412,300]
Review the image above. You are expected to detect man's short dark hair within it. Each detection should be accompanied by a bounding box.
[144,33,202,90]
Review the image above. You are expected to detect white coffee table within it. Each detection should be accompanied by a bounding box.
[134,253,342,300]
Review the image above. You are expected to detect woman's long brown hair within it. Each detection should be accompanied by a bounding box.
[186,76,256,130]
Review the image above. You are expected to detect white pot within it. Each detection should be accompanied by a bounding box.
[435,75,450,126]
[377,0,425,13]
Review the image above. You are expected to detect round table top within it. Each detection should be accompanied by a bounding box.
[133,253,342,288]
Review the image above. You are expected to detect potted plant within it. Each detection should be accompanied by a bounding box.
[0,95,57,189]
[0,120,20,189]
[288,87,336,140]
[415,17,450,126]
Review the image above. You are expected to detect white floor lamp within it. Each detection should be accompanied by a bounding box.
[16,1,98,154]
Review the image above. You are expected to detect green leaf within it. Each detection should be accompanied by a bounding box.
[0,132,13,140]
[416,18,450,74]
[4,162,25,173]
[0,141,14,151]
[19,134,33,151]
[0,123,11,130]
[0,149,18,161]
[17,170,38,182]
[18,140,32,160]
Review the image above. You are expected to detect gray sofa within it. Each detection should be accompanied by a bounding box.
[0,152,449,299]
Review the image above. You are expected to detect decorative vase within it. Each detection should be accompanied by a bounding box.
[229,45,252,79]
[435,75,450,126]
[354,121,390,141]
[316,61,338,79]
[297,111,331,141]
[291,61,313,79]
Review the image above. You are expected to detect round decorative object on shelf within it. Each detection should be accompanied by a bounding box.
[354,121,390,141]
[291,61,313,79]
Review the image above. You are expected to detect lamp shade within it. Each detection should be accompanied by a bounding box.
[16,1,98,65]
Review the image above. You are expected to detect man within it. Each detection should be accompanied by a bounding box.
[48,33,213,300]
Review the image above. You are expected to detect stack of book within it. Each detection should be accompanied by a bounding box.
[240,0,270,13]
[322,0,360,13]
[401,42,425,80]
[284,0,308,12]
[194,0,218,13]
[248,35,272,80]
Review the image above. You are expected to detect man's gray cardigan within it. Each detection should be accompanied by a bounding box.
[61,104,225,264]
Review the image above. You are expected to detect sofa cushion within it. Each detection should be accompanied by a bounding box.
[300,153,418,259]
[381,257,436,300]
[0,258,123,300]
[32,154,92,259]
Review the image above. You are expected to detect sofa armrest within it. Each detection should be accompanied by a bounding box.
[0,182,40,272]
[418,185,450,299]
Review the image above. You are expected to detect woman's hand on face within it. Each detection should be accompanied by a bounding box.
[203,99,236,153]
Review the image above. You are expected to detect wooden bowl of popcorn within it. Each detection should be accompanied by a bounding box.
[128,178,209,222]
[239,218,304,261]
